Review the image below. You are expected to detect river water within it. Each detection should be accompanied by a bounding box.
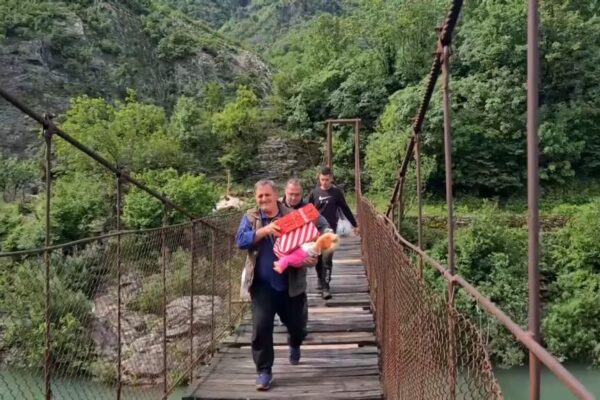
[0,369,186,399]
[1,365,599,399]
[495,364,600,399]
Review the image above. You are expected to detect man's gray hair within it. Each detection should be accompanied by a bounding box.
[286,178,302,188]
[255,179,278,192]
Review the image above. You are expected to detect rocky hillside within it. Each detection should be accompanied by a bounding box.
[0,0,270,157]
[221,0,346,49]
[161,0,239,28]
[161,0,347,50]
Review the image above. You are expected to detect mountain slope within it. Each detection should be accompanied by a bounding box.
[0,0,270,157]
[161,0,238,28]
[220,0,347,49]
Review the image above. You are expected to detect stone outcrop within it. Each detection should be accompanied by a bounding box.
[90,273,224,385]
[251,136,322,181]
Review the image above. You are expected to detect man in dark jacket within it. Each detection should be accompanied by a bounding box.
[308,166,358,299]
[236,179,328,390]
[281,177,333,322]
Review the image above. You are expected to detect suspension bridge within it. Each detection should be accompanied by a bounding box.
[0,0,597,399]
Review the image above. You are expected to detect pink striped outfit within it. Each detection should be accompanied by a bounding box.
[274,242,319,273]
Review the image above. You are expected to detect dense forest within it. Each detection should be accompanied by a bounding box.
[1,0,599,385]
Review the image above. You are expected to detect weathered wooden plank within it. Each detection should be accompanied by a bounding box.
[308,299,371,308]
[184,390,383,400]
[218,345,378,355]
[222,331,377,347]
[244,314,373,321]
[204,364,380,376]
[235,324,375,334]
[193,380,382,394]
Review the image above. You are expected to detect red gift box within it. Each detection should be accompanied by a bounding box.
[276,204,320,234]
[274,222,320,258]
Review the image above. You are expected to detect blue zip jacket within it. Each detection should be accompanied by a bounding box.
[236,209,288,291]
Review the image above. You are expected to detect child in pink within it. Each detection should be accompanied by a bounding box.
[274,232,339,274]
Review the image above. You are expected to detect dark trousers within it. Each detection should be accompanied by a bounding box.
[315,251,334,288]
[251,282,307,373]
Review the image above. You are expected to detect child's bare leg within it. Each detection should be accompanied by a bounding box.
[274,259,288,274]
[274,248,309,274]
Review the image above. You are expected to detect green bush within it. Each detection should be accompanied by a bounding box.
[212,86,265,179]
[55,243,110,297]
[127,273,163,314]
[123,168,218,229]
[542,202,600,365]
[0,260,93,371]
[116,234,162,274]
[1,212,46,252]
[58,92,182,173]
[429,208,528,367]
[547,201,600,274]
[0,155,39,202]
[51,173,110,242]
[88,359,117,384]
[0,1,69,39]
[364,87,436,202]
[543,270,600,365]
[127,249,199,315]
[0,202,22,247]
[156,29,197,60]
[98,39,120,55]
[124,247,225,315]
[169,94,222,175]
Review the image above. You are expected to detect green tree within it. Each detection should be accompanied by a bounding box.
[57,91,182,173]
[1,202,46,252]
[365,86,436,199]
[169,93,221,175]
[0,156,39,202]
[0,260,93,371]
[123,168,218,229]
[351,0,446,85]
[430,209,528,367]
[544,270,600,365]
[212,85,264,179]
[51,173,110,242]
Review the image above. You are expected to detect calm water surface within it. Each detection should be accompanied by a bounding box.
[2,365,599,399]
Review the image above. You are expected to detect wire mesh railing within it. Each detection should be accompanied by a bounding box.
[373,0,596,397]
[0,75,245,400]
[0,213,245,400]
[359,198,502,399]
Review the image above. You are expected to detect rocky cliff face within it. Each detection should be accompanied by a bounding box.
[0,0,270,158]
[91,271,224,385]
[251,136,322,182]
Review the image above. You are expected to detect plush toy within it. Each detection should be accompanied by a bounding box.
[273,232,340,274]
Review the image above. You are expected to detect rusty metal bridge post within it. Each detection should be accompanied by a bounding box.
[354,119,362,206]
[161,203,170,396]
[415,131,424,279]
[43,114,54,400]
[210,229,216,357]
[326,121,333,170]
[324,118,362,199]
[527,0,541,398]
[441,43,457,400]
[227,236,233,329]
[115,167,123,400]
[189,220,197,385]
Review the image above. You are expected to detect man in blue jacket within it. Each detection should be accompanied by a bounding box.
[236,179,329,391]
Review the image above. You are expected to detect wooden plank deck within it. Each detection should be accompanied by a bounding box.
[183,235,382,399]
